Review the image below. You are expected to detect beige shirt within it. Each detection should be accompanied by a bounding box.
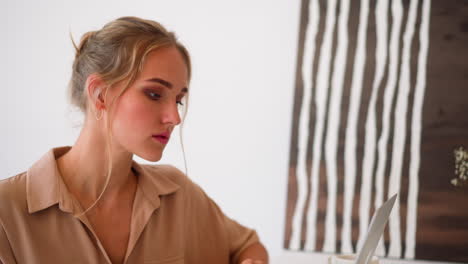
[0,146,259,264]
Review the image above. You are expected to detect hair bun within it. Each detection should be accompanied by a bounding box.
[73,31,96,58]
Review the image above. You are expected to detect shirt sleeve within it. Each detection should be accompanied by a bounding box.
[0,220,17,264]
[224,213,260,264]
[184,176,260,264]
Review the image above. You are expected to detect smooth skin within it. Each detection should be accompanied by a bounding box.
[56,45,268,264]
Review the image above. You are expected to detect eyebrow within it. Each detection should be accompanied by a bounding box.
[144,78,188,93]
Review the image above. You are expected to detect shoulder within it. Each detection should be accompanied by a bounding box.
[0,172,27,201]
[0,172,28,217]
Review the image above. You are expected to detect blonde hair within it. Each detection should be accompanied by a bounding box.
[68,16,191,216]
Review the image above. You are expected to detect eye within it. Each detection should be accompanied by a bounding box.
[146,91,161,100]
[176,95,186,106]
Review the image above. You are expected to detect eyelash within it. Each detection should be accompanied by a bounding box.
[147,91,184,106]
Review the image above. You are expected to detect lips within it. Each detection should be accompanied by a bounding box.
[152,132,170,144]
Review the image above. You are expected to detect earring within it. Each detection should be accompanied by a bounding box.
[95,109,103,120]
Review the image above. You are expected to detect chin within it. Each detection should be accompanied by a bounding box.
[147,156,162,162]
[142,153,163,162]
[133,148,163,162]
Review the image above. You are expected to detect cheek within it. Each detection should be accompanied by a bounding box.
[112,94,157,140]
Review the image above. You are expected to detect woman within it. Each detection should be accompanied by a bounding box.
[0,16,268,264]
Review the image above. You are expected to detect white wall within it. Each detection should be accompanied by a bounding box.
[1,0,300,260]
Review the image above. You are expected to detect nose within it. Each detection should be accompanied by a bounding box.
[161,102,181,126]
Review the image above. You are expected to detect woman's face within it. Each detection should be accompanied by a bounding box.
[109,45,189,162]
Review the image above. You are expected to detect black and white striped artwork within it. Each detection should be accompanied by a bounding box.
[284,0,468,262]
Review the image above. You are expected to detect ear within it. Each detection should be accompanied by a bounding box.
[85,73,108,111]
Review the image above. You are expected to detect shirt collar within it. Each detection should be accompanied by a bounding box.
[26,146,180,214]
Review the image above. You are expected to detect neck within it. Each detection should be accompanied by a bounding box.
[57,121,136,209]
